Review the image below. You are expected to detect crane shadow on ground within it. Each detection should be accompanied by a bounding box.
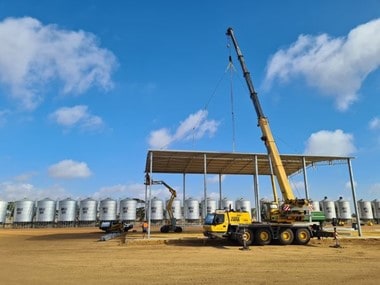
[164,238,240,249]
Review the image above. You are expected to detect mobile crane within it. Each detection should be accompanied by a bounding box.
[203,28,332,246]
[227,27,309,219]
[145,175,183,233]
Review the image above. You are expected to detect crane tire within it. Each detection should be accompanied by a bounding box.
[278,228,294,245]
[294,228,311,245]
[255,228,272,245]
[237,229,254,246]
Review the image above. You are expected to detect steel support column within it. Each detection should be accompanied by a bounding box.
[348,158,362,237]
[254,155,260,222]
[203,153,207,219]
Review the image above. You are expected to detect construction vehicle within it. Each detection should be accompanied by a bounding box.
[99,221,133,233]
[98,221,133,242]
[203,27,333,246]
[145,175,183,233]
[203,209,331,245]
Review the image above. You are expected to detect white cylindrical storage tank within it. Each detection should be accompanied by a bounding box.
[320,197,336,220]
[201,198,217,217]
[372,199,380,221]
[13,198,34,225]
[236,198,251,218]
[335,197,352,220]
[310,200,320,212]
[358,199,373,221]
[58,198,77,225]
[221,197,234,210]
[0,200,7,224]
[165,198,182,220]
[36,198,56,224]
[184,198,200,221]
[150,197,163,221]
[119,198,137,222]
[99,198,117,221]
[79,198,97,223]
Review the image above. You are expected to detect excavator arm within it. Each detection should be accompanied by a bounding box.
[160,181,177,221]
[144,174,182,232]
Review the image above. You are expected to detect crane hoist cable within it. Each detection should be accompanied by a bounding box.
[191,40,238,151]
[227,54,237,152]
[203,69,228,111]
[191,59,230,148]
[191,61,230,148]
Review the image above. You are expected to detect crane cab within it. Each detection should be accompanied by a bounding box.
[203,210,251,238]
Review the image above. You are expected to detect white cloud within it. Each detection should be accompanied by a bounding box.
[0,109,11,126]
[345,180,358,191]
[368,183,380,196]
[148,129,172,149]
[265,18,380,111]
[127,82,158,95]
[48,159,92,179]
[50,105,104,131]
[0,181,68,201]
[92,183,147,201]
[13,172,38,182]
[0,17,117,110]
[148,109,219,149]
[304,129,356,156]
[369,117,380,130]
[207,175,226,184]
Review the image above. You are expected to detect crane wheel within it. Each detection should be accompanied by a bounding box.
[278,228,294,245]
[237,229,254,246]
[255,228,272,245]
[294,228,311,245]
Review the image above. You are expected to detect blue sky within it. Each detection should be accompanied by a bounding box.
[0,0,379,207]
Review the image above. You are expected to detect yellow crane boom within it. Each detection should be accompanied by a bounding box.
[226,28,309,216]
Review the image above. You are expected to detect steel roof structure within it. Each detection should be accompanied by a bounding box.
[145,150,352,176]
[144,149,362,237]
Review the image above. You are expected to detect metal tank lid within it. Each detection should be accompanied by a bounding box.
[60,197,76,202]
[358,199,369,202]
[335,196,348,202]
[16,197,34,202]
[81,197,96,201]
[120,197,136,202]
[38,197,55,202]
[321,196,333,202]
[151,196,163,201]
[202,197,216,201]
[101,197,115,201]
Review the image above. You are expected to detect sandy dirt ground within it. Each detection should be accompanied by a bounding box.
[0,225,379,285]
